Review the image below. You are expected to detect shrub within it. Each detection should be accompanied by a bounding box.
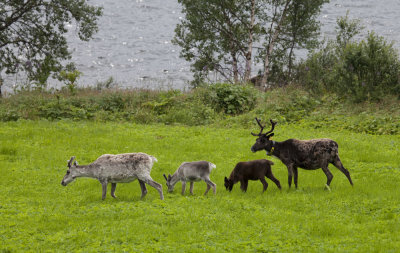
[299,15,400,102]
[99,93,125,112]
[296,42,337,93]
[334,33,400,101]
[197,83,257,115]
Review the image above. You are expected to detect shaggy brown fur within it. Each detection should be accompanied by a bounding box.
[251,118,353,188]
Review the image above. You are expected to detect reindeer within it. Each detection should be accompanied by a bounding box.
[163,161,216,195]
[61,153,164,200]
[251,118,353,190]
[224,159,281,193]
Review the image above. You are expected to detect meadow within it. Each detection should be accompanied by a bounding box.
[1,120,399,252]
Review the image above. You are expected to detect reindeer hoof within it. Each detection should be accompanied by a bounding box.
[324,184,331,192]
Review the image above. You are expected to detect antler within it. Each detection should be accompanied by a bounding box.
[251,118,277,136]
[67,156,75,168]
[251,117,266,136]
[265,119,277,136]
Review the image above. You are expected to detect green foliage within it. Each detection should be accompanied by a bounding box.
[0,121,399,251]
[173,0,254,84]
[335,33,400,101]
[38,100,92,121]
[0,85,399,134]
[299,15,400,101]
[335,11,364,49]
[199,83,257,115]
[296,41,338,93]
[174,0,327,85]
[58,64,82,94]
[28,55,61,89]
[0,0,102,81]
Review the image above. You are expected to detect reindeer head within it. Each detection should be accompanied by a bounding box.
[251,118,277,155]
[163,174,175,192]
[61,156,79,186]
[224,177,233,192]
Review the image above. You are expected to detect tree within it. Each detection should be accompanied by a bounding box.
[284,0,328,77]
[173,0,259,85]
[259,0,291,86]
[174,0,327,87]
[0,0,102,86]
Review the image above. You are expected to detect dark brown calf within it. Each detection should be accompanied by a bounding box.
[224,159,281,192]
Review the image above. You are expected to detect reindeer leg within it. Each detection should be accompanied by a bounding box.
[111,183,117,198]
[321,165,333,191]
[139,180,148,199]
[142,177,164,200]
[241,180,248,192]
[204,184,211,195]
[332,157,353,186]
[204,178,216,195]
[189,182,194,195]
[240,180,246,192]
[100,180,107,200]
[181,181,186,195]
[287,165,294,188]
[293,167,298,189]
[260,178,268,192]
[266,170,282,190]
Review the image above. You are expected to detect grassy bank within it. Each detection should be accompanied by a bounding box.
[1,121,399,251]
[1,85,399,135]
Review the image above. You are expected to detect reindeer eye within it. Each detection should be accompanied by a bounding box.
[66,170,70,175]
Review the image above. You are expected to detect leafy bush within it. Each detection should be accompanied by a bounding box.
[334,33,400,101]
[296,42,337,93]
[198,83,257,115]
[99,93,125,112]
[38,99,92,120]
[299,15,400,101]
[0,85,398,135]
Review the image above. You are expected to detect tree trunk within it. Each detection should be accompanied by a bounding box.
[231,50,239,83]
[244,0,256,82]
[261,0,291,86]
[0,76,2,98]
[288,35,296,78]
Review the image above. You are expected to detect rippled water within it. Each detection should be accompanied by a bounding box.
[3,0,400,91]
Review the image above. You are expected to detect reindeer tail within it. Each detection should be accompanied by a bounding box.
[150,155,158,163]
[209,162,216,170]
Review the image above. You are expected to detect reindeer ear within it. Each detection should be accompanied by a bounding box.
[267,133,274,139]
[73,161,78,166]
[67,156,75,167]
[224,177,228,182]
[168,174,172,180]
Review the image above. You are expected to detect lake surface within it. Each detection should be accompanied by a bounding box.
[3,0,400,91]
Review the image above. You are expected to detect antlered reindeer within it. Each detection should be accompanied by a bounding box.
[61,153,164,200]
[251,118,353,190]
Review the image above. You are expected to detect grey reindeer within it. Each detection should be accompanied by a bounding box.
[61,153,164,200]
[251,118,353,190]
[163,161,217,195]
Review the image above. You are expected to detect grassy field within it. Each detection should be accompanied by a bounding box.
[0,120,399,252]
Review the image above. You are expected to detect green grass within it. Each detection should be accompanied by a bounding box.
[0,121,399,252]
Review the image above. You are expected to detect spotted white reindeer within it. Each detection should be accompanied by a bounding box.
[163,161,217,195]
[61,153,164,200]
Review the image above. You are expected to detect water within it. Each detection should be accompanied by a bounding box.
[3,0,400,91]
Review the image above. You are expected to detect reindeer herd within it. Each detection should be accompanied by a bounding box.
[60,118,354,201]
